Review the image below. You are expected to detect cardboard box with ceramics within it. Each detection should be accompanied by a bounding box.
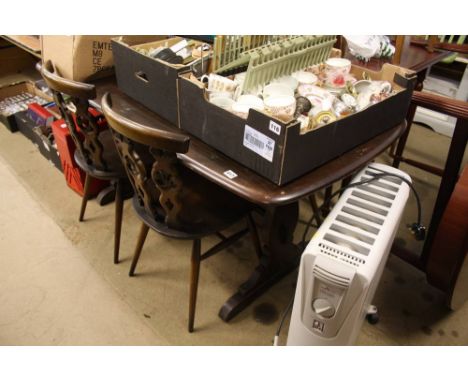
[178,63,416,185]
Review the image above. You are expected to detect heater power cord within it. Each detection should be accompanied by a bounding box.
[273,294,295,346]
[301,171,426,246]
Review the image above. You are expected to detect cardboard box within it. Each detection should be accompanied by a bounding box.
[31,126,63,172]
[112,36,204,124]
[0,43,38,77]
[178,64,416,185]
[41,35,117,82]
[14,109,62,172]
[15,110,37,142]
[0,81,52,132]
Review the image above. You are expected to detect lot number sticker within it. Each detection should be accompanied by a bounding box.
[269,120,281,135]
[223,170,238,179]
[243,125,275,162]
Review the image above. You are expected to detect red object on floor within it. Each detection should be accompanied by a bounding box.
[51,119,108,197]
[27,103,54,127]
[71,107,108,134]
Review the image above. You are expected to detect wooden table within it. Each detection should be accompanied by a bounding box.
[344,42,452,77]
[92,78,406,321]
[345,42,452,166]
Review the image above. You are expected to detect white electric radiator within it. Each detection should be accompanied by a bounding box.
[287,163,411,345]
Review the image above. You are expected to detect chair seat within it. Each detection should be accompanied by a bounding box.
[132,172,253,240]
[74,129,127,180]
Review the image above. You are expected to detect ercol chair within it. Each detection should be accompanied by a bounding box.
[101,92,260,332]
[390,90,468,309]
[40,61,128,264]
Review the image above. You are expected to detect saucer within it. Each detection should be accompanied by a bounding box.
[324,74,356,90]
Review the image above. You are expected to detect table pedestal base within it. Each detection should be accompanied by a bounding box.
[219,203,301,321]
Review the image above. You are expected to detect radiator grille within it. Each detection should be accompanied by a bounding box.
[317,166,405,268]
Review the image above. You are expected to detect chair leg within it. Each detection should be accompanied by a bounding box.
[321,185,333,217]
[392,103,418,168]
[114,179,124,265]
[188,238,201,333]
[79,173,91,222]
[308,194,323,226]
[129,222,149,276]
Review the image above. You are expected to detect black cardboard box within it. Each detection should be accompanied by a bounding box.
[15,110,36,142]
[0,81,52,133]
[112,36,195,125]
[178,64,416,185]
[32,126,62,172]
[14,109,62,172]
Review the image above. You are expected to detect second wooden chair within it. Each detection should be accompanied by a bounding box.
[40,61,129,264]
[101,92,260,332]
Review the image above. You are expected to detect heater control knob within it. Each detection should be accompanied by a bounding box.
[312,298,336,318]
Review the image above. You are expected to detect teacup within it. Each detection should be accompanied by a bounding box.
[292,71,318,86]
[210,96,235,111]
[324,58,352,88]
[201,73,238,94]
[263,83,294,99]
[232,95,264,119]
[208,91,233,101]
[264,95,296,121]
[244,84,264,99]
[353,79,372,94]
[271,76,299,92]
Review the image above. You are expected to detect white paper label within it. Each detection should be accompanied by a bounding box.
[243,125,275,162]
[269,120,281,135]
[223,170,238,179]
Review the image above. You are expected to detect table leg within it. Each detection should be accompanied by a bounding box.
[219,202,301,321]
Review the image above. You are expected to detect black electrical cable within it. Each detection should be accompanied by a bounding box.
[301,170,425,245]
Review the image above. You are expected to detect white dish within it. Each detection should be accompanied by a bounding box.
[208,91,233,101]
[210,96,235,110]
[271,76,299,91]
[263,83,294,99]
[298,85,334,101]
[292,71,318,85]
[232,95,265,119]
[236,95,264,109]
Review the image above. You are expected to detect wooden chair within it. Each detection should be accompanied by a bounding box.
[40,61,128,264]
[101,92,260,332]
[391,91,468,301]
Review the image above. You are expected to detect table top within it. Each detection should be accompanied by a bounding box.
[344,42,452,73]
[1,35,41,58]
[92,77,406,206]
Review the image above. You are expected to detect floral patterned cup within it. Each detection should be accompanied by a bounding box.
[264,95,296,122]
[324,58,352,88]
